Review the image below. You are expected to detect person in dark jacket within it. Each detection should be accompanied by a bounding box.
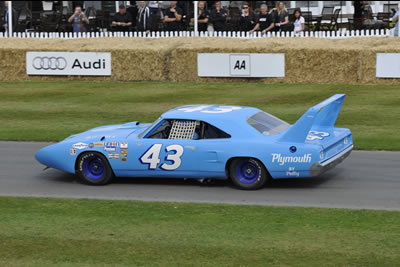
[239,2,256,32]
[136,1,151,32]
[271,1,289,32]
[249,4,275,34]
[209,1,227,32]
[112,4,133,32]
[164,1,183,31]
[190,1,209,32]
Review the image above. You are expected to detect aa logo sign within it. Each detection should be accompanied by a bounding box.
[229,55,250,76]
[197,53,285,77]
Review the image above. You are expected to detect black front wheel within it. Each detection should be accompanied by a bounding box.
[76,152,113,185]
[229,158,268,190]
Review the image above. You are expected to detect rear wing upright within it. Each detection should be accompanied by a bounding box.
[279,94,346,143]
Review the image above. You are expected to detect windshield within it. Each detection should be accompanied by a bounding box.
[138,117,161,138]
[247,112,290,136]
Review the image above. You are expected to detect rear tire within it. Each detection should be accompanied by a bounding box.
[229,158,268,190]
[76,152,113,185]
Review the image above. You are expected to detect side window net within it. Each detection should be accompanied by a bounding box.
[168,120,196,140]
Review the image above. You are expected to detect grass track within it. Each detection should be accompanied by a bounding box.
[0,81,399,150]
[0,196,400,266]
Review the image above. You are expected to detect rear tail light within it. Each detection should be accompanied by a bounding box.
[320,151,324,160]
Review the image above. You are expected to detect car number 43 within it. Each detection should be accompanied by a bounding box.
[140,144,184,170]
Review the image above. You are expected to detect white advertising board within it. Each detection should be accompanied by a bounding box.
[197,53,285,77]
[376,53,400,78]
[26,52,111,76]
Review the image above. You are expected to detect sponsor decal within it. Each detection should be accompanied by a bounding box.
[121,150,127,157]
[120,142,128,149]
[121,157,128,162]
[70,148,76,156]
[286,167,300,177]
[72,142,88,150]
[105,142,118,147]
[94,142,104,147]
[108,152,119,159]
[104,142,118,152]
[104,146,116,152]
[306,131,330,141]
[89,143,94,148]
[271,153,312,166]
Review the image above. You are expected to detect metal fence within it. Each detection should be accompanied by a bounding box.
[0,29,396,39]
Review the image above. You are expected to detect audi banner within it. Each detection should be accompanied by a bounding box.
[26,52,111,76]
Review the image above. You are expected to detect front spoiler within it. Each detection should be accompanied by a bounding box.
[309,145,353,177]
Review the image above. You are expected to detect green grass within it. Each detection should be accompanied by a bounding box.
[0,196,399,266]
[1,81,399,150]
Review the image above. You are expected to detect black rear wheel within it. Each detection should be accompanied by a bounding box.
[76,152,113,185]
[229,158,268,190]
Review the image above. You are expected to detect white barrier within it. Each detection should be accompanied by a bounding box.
[2,29,395,39]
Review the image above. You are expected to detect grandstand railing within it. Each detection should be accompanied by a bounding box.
[0,29,396,39]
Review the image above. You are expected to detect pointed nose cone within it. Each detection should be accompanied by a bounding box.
[35,145,53,167]
[35,144,58,168]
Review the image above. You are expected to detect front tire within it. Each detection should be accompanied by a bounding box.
[229,158,268,190]
[76,152,113,185]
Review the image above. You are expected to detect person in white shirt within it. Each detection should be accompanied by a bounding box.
[293,9,305,36]
[393,10,399,37]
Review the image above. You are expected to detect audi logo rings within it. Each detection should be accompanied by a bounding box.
[32,56,67,70]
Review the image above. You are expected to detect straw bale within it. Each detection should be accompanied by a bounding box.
[0,37,400,84]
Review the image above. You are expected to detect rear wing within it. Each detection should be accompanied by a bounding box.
[279,94,346,143]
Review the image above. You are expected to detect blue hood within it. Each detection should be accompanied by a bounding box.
[63,121,151,142]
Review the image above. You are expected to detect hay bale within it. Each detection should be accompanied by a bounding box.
[167,37,400,84]
[0,37,400,84]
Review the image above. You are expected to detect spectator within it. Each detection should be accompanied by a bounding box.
[112,4,133,32]
[148,1,163,31]
[210,1,228,32]
[148,1,162,16]
[249,4,275,34]
[3,1,17,32]
[164,1,183,31]
[190,1,209,32]
[68,6,89,33]
[293,9,305,35]
[239,2,256,32]
[353,1,366,29]
[272,1,289,32]
[393,9,399,37]
[136,1,151,32]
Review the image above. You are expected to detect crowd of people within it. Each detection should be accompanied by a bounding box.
[2,1,399,37]
[65,1,306,35]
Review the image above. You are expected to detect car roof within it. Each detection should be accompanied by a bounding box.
[162,105,261,122]
[161,105,264,138]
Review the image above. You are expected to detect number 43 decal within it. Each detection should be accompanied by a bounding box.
[140,144,184,170]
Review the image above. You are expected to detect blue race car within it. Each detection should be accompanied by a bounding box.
[36,94,353,190]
